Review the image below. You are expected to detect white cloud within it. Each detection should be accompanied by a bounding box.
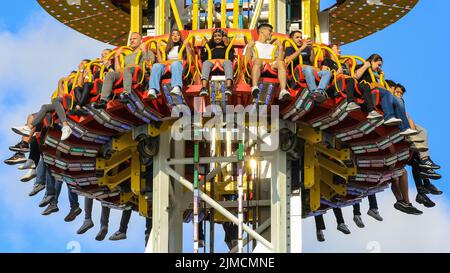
[302,189,450,253]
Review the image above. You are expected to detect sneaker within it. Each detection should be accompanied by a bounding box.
[11,125,31,137]
[18,159,35,170]
[61,125,72,141]
[278,89,291,101]
[29,183,45,197]
[119,92,130,103]
[170,86,182,96]
[424,183,443,195]
[225,86,232,97]
[64,207,82,222]
[42,204,59,215]
[20,169,36,182]
[146,89,157,99]
[400,128,419,136]
[92,99,107,109]
[39,195,54,208]
[312,89,327,104]
[420,169,442,180]
[95,226,109,241]
[394,201,423,215]
[346,102,361,112]
[419,157,440,170]
[367,209,383,221]
[367,110,383,120]
[337,223,351,235]
[199,87,209,97]
[408,134,424,143]
[384,117,402,126]
[9,141,29,153]
[251,86,260,98]
[77,219,94,234]
[109,230,127,241]
[416,193,435,208]
[316,230,325,242]
[4,152,27,165]
[353,215,365,228]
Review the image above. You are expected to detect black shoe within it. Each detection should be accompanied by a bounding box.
[199,87,209,97]
[95,226,108,241]
[39,195,54,208]
[419,157,440,170]
[64,207,82,222]
[4,152,27,165]
[9,141,29,153]
[312,90,327,104]
[394,201,423,215]
[92,99,107,109]
[251,86,260,98]
[225,86,232,97]
[119,92,130,103]
[316,230,325,242]
[77,219,94,234]
[109,230,127,241]
[416,193,435,208]
[42,204,59,215]
[29,183,45,197]
[420,169,442,180]
[337,223,351,235]
[424,183,443,195]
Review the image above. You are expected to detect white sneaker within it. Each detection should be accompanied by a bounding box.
[12,125,31,137]
[18,159,36,170]
[61,125,73,141]
[384,117,402,126]
[400,128,419,136]
[146,89,157,99]
[367,110,382,120]
[20,168,36,182]
[346,102,361,111]
[278,89,291,101]
[170,86,182,96]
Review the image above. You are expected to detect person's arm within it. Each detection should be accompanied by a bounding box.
[156,42,163,63]
[114,48,122,72]
[284,46,303,64]
[406,112,416,130]
[309,46,316,66]
[57,77,66,97]
[184,38,193,59]
[244,40,255,62]
[355,62,371,80]
[275,40,284,62]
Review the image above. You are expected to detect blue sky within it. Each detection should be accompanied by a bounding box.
[1,0,450,253]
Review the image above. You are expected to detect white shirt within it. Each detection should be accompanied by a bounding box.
[166,45,180,60]
[254,41,275,60]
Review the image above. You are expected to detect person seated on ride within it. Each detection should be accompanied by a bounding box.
[321,44,382,119]
[11,71,79,141]
[73,50,115,115]
[244,23,290,101]
[284,30,330,103]
[354,54,417,136]
[147,29,192,99]
[199,28,235,97]
[93,32,155,109]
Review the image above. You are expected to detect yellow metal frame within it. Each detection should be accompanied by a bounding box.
[130,0,142,34]
[169,0,183,31]
[221,0,227,28]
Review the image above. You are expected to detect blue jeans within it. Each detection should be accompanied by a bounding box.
[45,166,79,208]
[149,61,183,93]
[302,66,332,92]
[35,160,46,186]
[393,96,411,131]
[377,88,396,120]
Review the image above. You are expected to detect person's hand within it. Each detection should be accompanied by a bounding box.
[115,48,123,58]
[223,36,230,46]
[364,61,371,68]
[305,38,313,47]
[183,39,190,46]
[201,37,207,47]
[139,43,148,52]
[336,67,344,74]
[299,41,308,51]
